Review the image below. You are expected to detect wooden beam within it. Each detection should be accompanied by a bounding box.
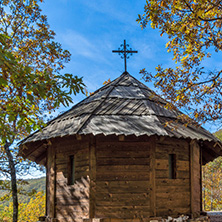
[47,145,56,219]
[150,136,156,217]
[47,139,52,146]
[35,151,47,164]
[190,140,201,217]
[190,141,194,218]
[46,148,48,217]
[118,135,125,141]
[200,145,203,212]
[76,134,82,140]
[159,136,165,142]
[22,141,44,158]
[89,137,96,219]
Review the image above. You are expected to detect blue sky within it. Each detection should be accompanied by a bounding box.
[40,0,172,101]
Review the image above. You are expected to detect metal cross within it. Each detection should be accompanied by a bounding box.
[112,40,138,72]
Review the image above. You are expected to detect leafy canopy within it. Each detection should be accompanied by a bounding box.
[0,191,45,222]
[0,2,85,219]
[0,0,85,146]
[138,0,222,124]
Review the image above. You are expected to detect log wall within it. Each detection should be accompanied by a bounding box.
[45,135,201,221]
[54,137,90,222]
[155,137,191,217]
[95,136,152,219]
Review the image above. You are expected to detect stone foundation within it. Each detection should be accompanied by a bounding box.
[207,212,222,222]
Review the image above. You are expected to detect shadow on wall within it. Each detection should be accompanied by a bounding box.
[56,172,90,221]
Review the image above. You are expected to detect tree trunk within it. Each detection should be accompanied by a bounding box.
[4,142,18,222]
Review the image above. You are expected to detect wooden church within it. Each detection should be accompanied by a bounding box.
[20,71,222,222]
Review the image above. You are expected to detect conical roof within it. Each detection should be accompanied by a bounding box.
[22,72,219,144]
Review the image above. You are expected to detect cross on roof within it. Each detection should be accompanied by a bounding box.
[112,40,138,72]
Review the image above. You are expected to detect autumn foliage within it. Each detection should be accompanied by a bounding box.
[138,0,222,124]
[0,1,84,221]
[203,157,222,211]
[0,191,45,222]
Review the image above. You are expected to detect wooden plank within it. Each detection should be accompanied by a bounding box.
[75,160,89,167]
[157,137,188,147]
[75,171,90,180]
[97,144,150,152]
[57,163,89,175]
[155,170,168,178]
[177,170,190,179]
[47,145,56,219]
[89,138,96,219]
[56,197,89,206]
[56,142,89,154]
[156,185,190,193]
[177,160,189,171]
[75,165,89,172]
[96,171,149,181]
[155,159,168,170]
[156,139,189,154]
[76,149,89,158]
[96,181,150,193]
[156,178,189,186]
[156,152,189,161]
[97,141,151,146]
[96,193,150,206]
[97,157,149,166]
[56,205,89,216]
[56,182,90,197]
[97,149,149,158]
[150,136,156,217]
[156,196,190,208]
[95,206,150,218]
[156,170,190,179]
[156,191,190,199]
[97,165,149,172]
[56,149,89,161]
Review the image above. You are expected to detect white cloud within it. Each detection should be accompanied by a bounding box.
[60,30,113,65]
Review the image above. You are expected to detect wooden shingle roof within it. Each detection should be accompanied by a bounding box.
[21,72,222,164]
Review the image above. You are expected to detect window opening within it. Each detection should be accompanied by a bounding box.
[169,154,176,179]
[69,155,75,185]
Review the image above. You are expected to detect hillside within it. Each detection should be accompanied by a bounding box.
[214,129,222,141]
[0,177,45,209]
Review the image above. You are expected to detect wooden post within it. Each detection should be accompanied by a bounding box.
[200,145,203,212]
[47,145,56,219]
[89,137,96,219]
[46,151,48,217]
[190,141,194,217]
[190,140,201,217]
[150,136,156,217]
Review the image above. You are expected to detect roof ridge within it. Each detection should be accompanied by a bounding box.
[91,72,128,95]
[75,72,128,134]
